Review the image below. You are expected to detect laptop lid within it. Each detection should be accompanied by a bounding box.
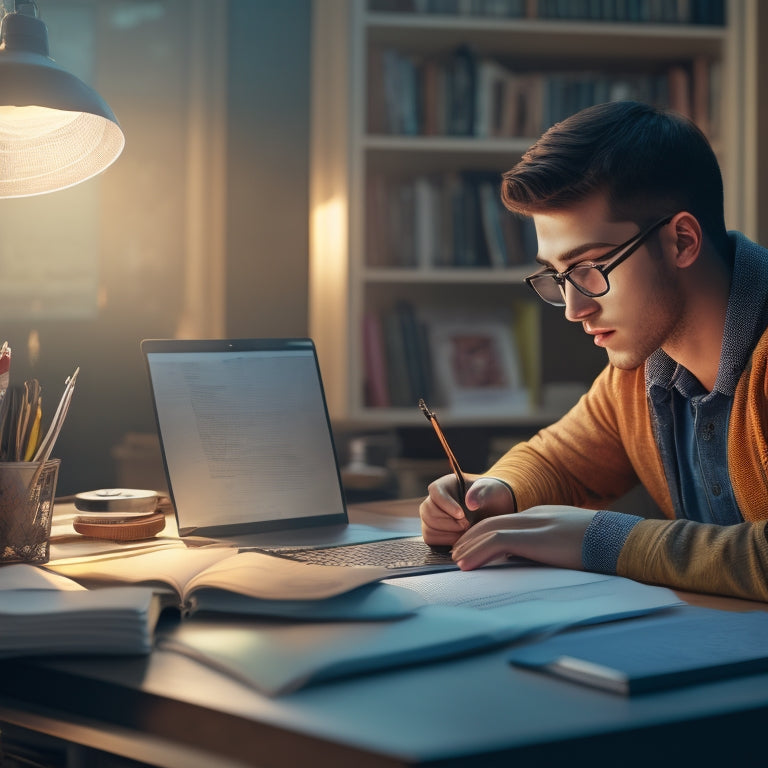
[141,338,349,539]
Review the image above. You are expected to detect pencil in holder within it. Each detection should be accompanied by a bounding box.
[0,459,60,565]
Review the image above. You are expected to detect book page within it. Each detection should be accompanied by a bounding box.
[46,547,236,600]
[184,551,393,602]
[0,563,86,592]
[47,547,396,607]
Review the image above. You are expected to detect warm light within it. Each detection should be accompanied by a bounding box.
[309,194,349,416]
[0,104,79,135]
[0,5,125,197]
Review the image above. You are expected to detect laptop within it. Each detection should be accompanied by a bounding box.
[141,338,455,572]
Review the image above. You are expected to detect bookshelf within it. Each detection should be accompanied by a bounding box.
[310,0,745,431]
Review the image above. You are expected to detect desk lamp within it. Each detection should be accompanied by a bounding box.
[0,0,124,198]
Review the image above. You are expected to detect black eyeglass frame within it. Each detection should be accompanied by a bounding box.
[524,214,675,307]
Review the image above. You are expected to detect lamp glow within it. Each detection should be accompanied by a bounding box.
[0,5,125,197]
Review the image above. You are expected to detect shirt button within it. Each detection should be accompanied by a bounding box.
[712,484,722,496]
[702,423,715,441]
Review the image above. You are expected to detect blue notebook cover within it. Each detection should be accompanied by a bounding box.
[508,606,768,694]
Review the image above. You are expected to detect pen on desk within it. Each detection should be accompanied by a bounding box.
[418,399,477,525]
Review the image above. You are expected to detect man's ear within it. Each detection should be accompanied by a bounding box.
[671,212,702,269]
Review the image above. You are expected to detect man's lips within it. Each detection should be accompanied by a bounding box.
[585,327,615,347]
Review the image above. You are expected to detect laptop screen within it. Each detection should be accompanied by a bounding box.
[141,338,348,536]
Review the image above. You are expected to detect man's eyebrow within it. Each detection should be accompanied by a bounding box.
[535,241,617,269]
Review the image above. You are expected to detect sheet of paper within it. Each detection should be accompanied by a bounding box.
[384,567,684,630]
[156,567,683,696]
[157,604,518,696]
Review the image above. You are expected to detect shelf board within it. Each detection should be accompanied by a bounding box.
[362,266,533,284]
[335,406,566,429]
[364,135,534,154]
[365,13,726,59]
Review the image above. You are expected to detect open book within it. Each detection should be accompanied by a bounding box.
[0,564,158,657]
[45,546,426,620]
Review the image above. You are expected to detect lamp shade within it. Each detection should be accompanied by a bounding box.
[0,10,125,198]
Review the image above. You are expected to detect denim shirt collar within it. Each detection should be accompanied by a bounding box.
[645,232,768,518]
[646,231,768,400]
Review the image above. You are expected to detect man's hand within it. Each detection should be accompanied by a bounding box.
[450,505,598,570]
[419,475,516,547]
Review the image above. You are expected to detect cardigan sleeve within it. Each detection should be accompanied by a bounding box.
[616,517,768,602]
[482,364,644,511]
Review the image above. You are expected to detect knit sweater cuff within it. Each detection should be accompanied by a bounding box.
[582,510,643,575]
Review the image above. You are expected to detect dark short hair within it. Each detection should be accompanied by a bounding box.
[501,101,728,251]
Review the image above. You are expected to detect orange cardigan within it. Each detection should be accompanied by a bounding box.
[484,328,768,601]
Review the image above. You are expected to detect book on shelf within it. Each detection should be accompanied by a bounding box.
[478,179,531,266]
[413,175,442,268]
[421,56,447,136]
[369,0,527,16]
[368,0,725,24]
[446,45,477,136]
[363,310,392,407]
[366,171,532,268]
[691,55,711,139]
[398,299,435,404]
[479,180,508,267]
[383,306,415,406]
[533,0,725,24]
[365,175,388,267]
[0,563,158,658]
[375,301,435,407]
[368,45,719,141]
[47,546,424,621]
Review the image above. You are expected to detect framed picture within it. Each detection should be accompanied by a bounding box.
[428,316,529,414]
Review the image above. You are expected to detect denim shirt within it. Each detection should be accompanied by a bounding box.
[583,232,768,573]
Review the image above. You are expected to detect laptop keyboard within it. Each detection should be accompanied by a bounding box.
[257,536,455,570]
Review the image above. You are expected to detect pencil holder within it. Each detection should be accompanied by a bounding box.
[0,459,60,565]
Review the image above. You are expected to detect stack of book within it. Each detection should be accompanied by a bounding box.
[363,302,530,415]
[368,46,719,141]
[366,172,537,269]
[368,0,725,25]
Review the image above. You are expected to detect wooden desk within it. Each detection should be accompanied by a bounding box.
[0,501,765,768]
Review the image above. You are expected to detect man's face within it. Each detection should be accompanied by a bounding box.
[531,195,684,371]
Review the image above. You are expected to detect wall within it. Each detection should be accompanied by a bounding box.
[225,0,311,338]
[0,0,312,495]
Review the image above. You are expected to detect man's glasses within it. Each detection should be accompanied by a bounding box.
[525,215,674,307]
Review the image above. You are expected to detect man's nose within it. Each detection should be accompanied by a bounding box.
[563,281,599,322]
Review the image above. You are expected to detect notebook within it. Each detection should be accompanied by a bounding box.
[141,338,455,572]
[508,606,768,695]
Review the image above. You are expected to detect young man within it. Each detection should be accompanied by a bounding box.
[420,101,768,602]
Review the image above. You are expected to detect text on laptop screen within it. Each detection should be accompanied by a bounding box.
[145,345,346,533]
